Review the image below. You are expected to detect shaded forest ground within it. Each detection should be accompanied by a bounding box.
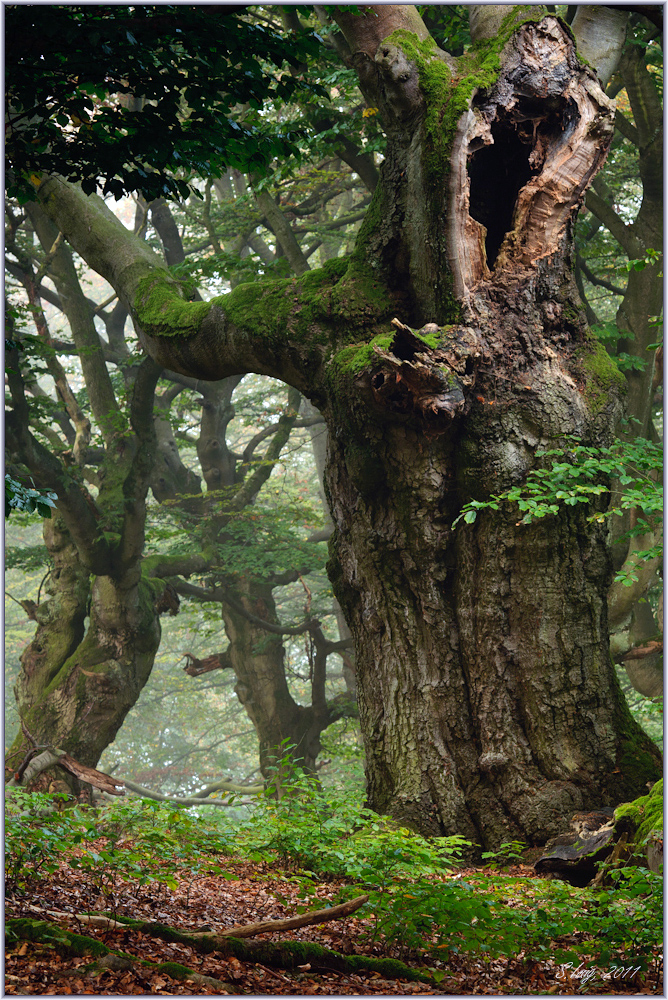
[5,856,663,996]
[5,789,663,997]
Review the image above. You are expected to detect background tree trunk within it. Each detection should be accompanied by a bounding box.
[7,567,162,776]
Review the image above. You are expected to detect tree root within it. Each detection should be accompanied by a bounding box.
[7,912,437,984]
[6,918,240,994]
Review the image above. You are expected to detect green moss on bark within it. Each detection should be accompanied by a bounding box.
[134,275,214,338]
[330,324,449,379]
[6,919,108,958]
[387,8,548,181]
[575,335,626,414]
[615,778,663,842]
[135,255,391,358]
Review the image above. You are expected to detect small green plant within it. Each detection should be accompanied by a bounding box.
[5,789,69,894]
[481,839,527,869]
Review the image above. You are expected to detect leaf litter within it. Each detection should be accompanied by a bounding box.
[5,854,663,996]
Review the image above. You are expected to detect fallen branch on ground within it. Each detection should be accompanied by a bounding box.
[6,919,239,994]
[7,909,435,983]
[206,893,369,939]
[26,894,369,940]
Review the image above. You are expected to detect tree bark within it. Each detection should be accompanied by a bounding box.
[5,355,166,779]
[221,580,328,778]
[33,8,661,844]
[8,517,90,759]
[6,565,162,776]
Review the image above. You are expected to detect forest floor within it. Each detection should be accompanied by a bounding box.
[5,854,663,996]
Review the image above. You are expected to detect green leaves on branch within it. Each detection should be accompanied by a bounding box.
[625,248,662,273]
[453,437,662,575]
[5,474,58,519]
[6,6,327,201]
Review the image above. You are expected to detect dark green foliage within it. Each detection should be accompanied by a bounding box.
[6,5,326,201]
[5,474,58,519]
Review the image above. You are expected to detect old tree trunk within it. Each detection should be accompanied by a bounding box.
[36,8,661,845]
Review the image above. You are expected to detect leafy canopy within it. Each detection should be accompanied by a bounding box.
[6,4,326,201]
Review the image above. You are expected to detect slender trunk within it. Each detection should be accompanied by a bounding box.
[222,581,329,779]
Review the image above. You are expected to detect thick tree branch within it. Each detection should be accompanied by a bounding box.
[576,254,626,296]
[571,6,628,87]
[469,5,528,43]
[8,231,92,464]
[254,189,310,276]
[608,526,663,628]
[584,189,640,257]
[215,894,369,940]
[5,412,113,574]
[35,174,366,391]
[617,43,663,204]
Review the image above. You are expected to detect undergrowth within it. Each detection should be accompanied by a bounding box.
[5,770,662,980]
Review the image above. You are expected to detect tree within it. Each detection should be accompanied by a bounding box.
[10,5,661,846]
[5,184,357,788]
[570,10,663,697]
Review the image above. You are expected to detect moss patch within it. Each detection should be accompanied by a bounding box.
[136,253,392,359]
[332,334,394,376]
[387,7,548,181]
[330,323,450,378]
[6,919,108,958]
[134,275,214,339]
[574,335,626,414]
[615,779,663,846]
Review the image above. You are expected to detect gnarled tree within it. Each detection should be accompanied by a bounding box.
[25,5,661,844]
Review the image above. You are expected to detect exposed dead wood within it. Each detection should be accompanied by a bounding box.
[26,906,126,930]
[155,581,180,616]
[182,650,232,676]
[449,17,615,300]
[213,893,370,940]
[57,753,126,795]
[7,748,124,795]
[27,894,369,943]
[364,318,481,423]
[614,639,663,663]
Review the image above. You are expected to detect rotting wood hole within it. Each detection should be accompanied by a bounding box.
[467,98,578,270]
[468,119,534,268]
